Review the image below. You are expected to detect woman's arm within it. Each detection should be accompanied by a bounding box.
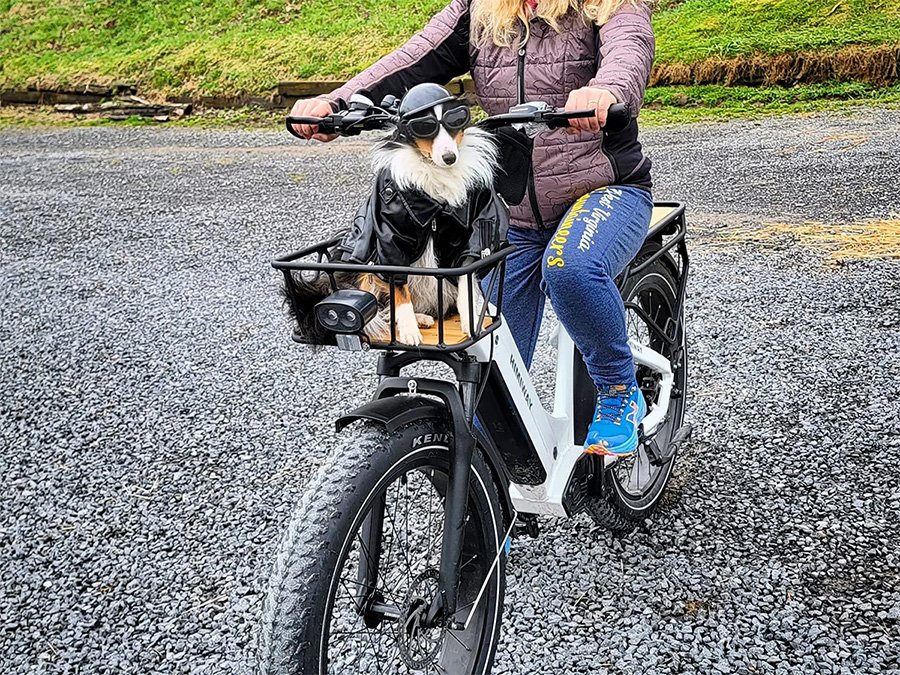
[588,3,656,116]
[327,0,471,109]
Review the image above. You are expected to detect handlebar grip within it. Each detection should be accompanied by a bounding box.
[543,108,593,129]
[285,115,336,139]
[604,103,631,134]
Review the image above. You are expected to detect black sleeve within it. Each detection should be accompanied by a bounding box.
[327,0,471,108]
[489,127,533,206]
[458,188,510,271]
[338,191,378,264]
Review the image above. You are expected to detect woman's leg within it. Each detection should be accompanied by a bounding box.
[483,225,551,368]
[541,186,653,454]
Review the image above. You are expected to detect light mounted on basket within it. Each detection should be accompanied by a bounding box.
[315,290,378,334]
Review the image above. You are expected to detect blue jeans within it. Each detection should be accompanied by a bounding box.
[489,185,652,388]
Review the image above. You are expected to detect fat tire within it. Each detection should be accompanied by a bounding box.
[258,420,506,674]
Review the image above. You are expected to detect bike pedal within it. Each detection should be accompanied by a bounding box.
[669,423,693,447]
[514,514,540,539]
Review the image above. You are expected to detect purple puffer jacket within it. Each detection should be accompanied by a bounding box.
[327,1,655,230]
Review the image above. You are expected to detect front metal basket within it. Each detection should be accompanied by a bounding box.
[272,238,514,353]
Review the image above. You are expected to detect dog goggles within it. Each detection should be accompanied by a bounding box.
[403,105,471,139]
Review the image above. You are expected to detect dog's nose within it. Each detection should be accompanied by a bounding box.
[441,152,457,165]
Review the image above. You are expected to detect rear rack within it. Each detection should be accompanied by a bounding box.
[272,238,514,353]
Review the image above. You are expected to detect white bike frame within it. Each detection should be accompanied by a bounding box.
[465,320,673,517]
[459,202,685,517]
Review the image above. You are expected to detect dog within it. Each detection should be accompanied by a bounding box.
[286,83,507,347]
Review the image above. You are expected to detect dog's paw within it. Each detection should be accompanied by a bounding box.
[415,313,435,328]
[460,319,473,338]
[397,320,423,346]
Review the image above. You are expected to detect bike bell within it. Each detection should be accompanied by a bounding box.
[396,83,469,141]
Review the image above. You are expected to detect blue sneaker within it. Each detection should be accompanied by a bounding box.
[584,382,647,457]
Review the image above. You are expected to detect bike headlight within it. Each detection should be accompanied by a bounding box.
[321,308,340,328]
[315,290,378,334]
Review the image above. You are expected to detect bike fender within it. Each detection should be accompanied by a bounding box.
[336,391,515,526]
[471,424,515,525]
[335,395,448,434]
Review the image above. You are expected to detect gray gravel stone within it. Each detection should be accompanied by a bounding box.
[2,107,899,673]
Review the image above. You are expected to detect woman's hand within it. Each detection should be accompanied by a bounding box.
[564,87,618,134]
[288,97,339,142]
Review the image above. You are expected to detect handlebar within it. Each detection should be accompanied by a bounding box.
[478,102,631,134]
[285,111,394,139]
[285,97,632,139]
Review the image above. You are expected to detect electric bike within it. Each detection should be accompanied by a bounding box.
[259,98,691,674]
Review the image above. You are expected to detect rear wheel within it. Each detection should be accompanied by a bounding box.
[585,247,688,531]
[258,419,506,674]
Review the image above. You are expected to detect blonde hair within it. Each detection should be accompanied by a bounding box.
[471,0,646,48]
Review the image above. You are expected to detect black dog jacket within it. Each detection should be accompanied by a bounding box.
[335,170,509,283]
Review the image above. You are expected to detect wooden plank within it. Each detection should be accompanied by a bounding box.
[0,90,46,106]
[650,206,677,230]
[277,81,348,97]
[1,83,137,107]
[418,314,492,346]
[448,77,476,97]
[54,98,191,119]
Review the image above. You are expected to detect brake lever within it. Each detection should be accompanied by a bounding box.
[476,113,539,130]
[543,108,594,129]
[285,114,340,139]
[478,107,596,133]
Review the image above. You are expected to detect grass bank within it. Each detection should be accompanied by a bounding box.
[641,82,900,123]
[653,0,900,64]
[1,0,899,99]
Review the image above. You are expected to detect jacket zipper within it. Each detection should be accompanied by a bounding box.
[516,45,526,105]
[517,40,545,229]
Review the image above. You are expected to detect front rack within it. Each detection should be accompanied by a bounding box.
[272,238,514,353]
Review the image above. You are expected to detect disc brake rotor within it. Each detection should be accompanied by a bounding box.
[396,569,444,669]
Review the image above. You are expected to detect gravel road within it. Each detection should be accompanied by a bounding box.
[2,108,899,674]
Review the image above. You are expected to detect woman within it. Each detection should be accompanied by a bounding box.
[291,0,655,457]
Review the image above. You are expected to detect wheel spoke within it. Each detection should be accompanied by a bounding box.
[339,575,402,606]
[337,579,385,674]
[445,628,473,652]
[404,476,413,586]
[324,457,491,674]
[383,480,400,588]
[614,272,683,500]
[354,529,404,607]
[383,483,415,586]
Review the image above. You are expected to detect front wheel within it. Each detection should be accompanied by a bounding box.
[258,419,506,674]
[585,247,688,531]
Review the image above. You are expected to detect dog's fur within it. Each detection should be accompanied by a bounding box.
[373,121,498,208]
[286,105,498,346]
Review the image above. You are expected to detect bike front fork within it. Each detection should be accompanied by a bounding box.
[362,354,485,629]
[427,379,479,627]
